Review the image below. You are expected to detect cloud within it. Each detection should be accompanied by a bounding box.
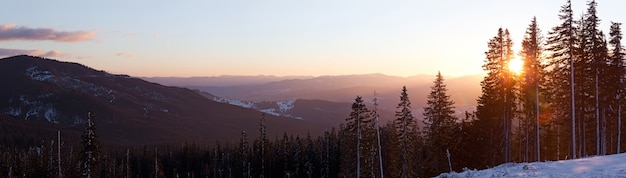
[116,52,134,58]
[0,48,69,58]
[0,24,96,42]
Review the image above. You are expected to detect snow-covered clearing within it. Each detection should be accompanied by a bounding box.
[438,153,626,178]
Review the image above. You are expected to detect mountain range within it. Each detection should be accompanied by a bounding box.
[145,73,484,126]
[0,55,326,146]
[0,55,483,147]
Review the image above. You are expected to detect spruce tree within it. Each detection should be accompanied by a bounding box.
[476,28,516,164]
[373,94,384,178]
[579,0,609,155]
[340,96,374,177]
[519,16,545,161]
[608,22,625,153]
[80,112,99,178]
[394,86,416,178]
[423,72,458,176]
[545,0,578,159]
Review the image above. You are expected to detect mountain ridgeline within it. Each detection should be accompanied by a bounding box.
[146,73,483,125]
[0,55,324,146]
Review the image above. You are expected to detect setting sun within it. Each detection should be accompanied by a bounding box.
[508,57,524,75]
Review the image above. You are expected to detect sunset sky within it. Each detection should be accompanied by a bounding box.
[2,0,625,77]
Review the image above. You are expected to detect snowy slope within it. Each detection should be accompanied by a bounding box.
[210,96,301,119]
[438,153,626,178]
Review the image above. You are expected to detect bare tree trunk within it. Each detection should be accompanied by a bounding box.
[618,41,624,154]
[569,15,577,159]
[58,130,62,178]
[619,94,622,153]
[536,82,541,161]
[357,110,361,178]
[602,108,607,155]
[557,124,560,160]
[155,147,159,178]
[127,149,130,178]
[374,96,384,178]
[596,67,601,156]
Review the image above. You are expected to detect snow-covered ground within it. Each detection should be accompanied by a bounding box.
[438,153,626,178]
[211,97,302,119]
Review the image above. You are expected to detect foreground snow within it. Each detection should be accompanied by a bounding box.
[438,153,626,178]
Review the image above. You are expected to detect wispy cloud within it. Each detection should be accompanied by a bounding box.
[116,52,134,58]
[0,24,96,42]
[0,48,69,58]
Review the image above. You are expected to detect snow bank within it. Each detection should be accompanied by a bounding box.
[438,153,626,178]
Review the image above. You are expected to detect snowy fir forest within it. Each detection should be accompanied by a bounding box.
[2,0,626,177]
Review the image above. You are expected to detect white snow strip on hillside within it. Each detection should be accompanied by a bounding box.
[437,153,626,178]
[26,66,55,82]
[213,98,255,108]
[259,108,281,116]
[277,100,295,113]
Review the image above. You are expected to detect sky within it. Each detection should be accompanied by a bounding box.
[1,0,625,77]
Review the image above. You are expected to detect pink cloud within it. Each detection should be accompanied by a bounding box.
[0,24,96,42]
[0,48,69,58]
[116,52,134,58]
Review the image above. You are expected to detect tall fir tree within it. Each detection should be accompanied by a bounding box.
[579,0,609,156]
[519,16,545,161]
[608,22,625,153]
[372,94,384,178]
[545,0,578,159]
[476,28,516,165]
[80,112,99,178]
[394,86,417,178]
[340,96,374,177]
[423,72,458,176]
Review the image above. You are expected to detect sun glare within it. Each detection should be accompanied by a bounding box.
[508,57,524,75]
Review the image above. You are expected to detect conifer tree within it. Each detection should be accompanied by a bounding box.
[258,113,267,178]
[340,96,374,177]
[578,0,609,155]
[545,0,578,159]
[394,86,416,178]
[239,131,249,178]
[608,22,625,153]
[423,72,458,175]
[373,94,384,178]
[80,112,99,178]
[519,16,545,161]
[476,28,516,164]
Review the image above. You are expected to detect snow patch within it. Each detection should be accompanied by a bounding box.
[25,107,38,120]
[143,90,167,101]
[6,95,59,123]
[211,97,303,119]
[72,116,84,126]
[4,107,22,116]
[260,108,281,116]
[277,100,295,113]
[438,153,626,178]
[213,98,255,108]
[43,104,59,124]
[26,66,55,82]
[107,89,116,103]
